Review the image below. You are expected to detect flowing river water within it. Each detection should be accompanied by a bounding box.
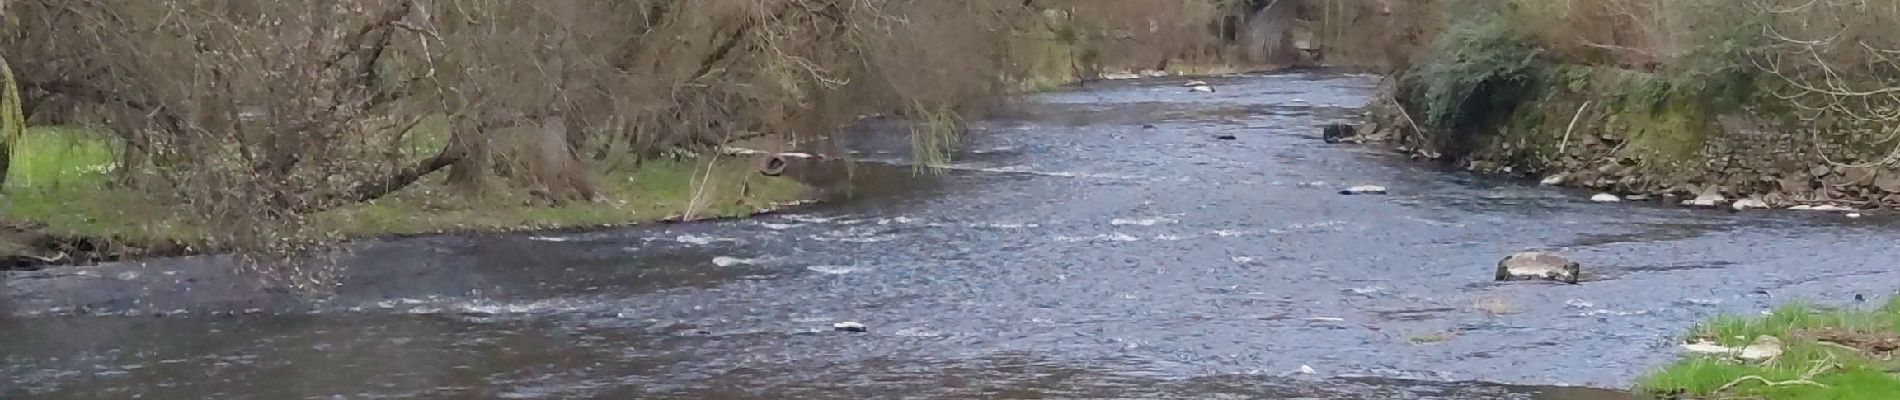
[6,73,1899,399]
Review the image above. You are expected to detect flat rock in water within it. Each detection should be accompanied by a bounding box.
[1811,204,1855,212]
[1539,174,1567,186]
[1181,80,1208,87]
[1680,199,1718,208]
[1187,85,1216,93]
[1589,193,1621,203]
[1731,198,1769,210]
[833,321,867,333]
[1339,185,1388,195]
[1495,251,1581,284]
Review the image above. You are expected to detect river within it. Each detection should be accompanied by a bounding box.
[6,72,1897,399]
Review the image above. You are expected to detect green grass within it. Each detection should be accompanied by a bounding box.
[0,126,811,251]
[1637,298,1900,399]
[0,126,204,243]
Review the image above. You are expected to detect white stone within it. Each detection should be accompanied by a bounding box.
[1539,174,1567,186]
[1848,213,1864,219]
[711,256,754,267]
[833,321,868,332]
[1339,185,1388,195]
[1181,80,1208,87]
[1589,193,1621,203]
[1680,336,1783,362]
[1187,85,1215,93]
[1681,199,1719,208]
[1731,198,1769,210]
[1101,72,1141,80]
[1811,204,1855,212]
[1739,338,1783,361]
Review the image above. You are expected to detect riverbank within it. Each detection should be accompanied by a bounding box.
[1637,299,1900,398]
[0,126,813,270]
[1347,0,1900,213]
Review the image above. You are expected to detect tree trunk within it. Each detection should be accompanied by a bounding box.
[0,54,24,190]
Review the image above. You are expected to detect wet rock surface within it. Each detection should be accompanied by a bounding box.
[4,73,1895,399]
[1496,252,1582,284]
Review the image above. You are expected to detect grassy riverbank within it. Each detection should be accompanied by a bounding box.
[1637,299,1900,399]
[0,126,810,263]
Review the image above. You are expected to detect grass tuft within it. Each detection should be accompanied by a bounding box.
[1637,300,1900,399]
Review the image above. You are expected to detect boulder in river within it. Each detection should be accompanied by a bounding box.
[1339,185,1388,195]
[1321,124,1356,144]
[1187,85,1216,93]
[1495,252,1581,284]
[1589,193,1620,203]
[1182,80,1208,87]
[1539,174,1567,186]
[833,321,867,333]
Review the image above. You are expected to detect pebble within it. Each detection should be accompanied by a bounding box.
[833,321,868,332]
[1589,193,1620,203]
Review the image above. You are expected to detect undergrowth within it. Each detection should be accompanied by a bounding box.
[1396,3,1545,158]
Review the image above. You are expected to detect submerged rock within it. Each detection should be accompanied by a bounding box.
[833,321,868,333]
[1214,133,1237,140]
[1589,193,1620,203]
[1339,185,1388,195]
[1495,252,1581,284]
